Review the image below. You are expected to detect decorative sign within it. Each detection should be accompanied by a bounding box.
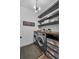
[23,21,35,26]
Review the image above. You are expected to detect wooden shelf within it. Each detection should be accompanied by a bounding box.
[46,50,57,59]
[38,21,59,27]
[38,1,59,18]
[47,46,58,53]
[38,10,59,23]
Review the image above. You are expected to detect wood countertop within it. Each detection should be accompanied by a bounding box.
[34,31,59,41]
[34,31,58,35]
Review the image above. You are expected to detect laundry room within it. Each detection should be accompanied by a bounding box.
[1,0,79,59]
[20,0,59,59]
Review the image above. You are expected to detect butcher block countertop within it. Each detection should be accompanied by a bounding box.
[34,30,59,35]
[34,30,59,41]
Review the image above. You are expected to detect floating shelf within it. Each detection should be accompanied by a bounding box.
[38,10,59,23]
[38,21,59,27]
[38,1,59,18]
[46,50,57,59]
[47,46,58,53]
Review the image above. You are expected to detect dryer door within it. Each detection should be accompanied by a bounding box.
[37,37,44,46]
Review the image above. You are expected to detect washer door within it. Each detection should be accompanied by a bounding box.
[37,37,44,46]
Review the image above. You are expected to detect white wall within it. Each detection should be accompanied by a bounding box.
[20,6,38,47]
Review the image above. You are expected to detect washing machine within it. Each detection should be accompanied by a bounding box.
[36,32,47,47]
[34,31,46,46]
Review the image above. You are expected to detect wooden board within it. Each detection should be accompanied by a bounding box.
[38,54,49,59]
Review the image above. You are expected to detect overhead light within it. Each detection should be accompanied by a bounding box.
[34,5,41,13]
[34,0,41,13]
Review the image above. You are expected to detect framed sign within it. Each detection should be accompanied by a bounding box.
[23,21,35,26]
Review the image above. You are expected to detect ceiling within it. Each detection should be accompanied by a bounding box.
[20,0,58,15]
